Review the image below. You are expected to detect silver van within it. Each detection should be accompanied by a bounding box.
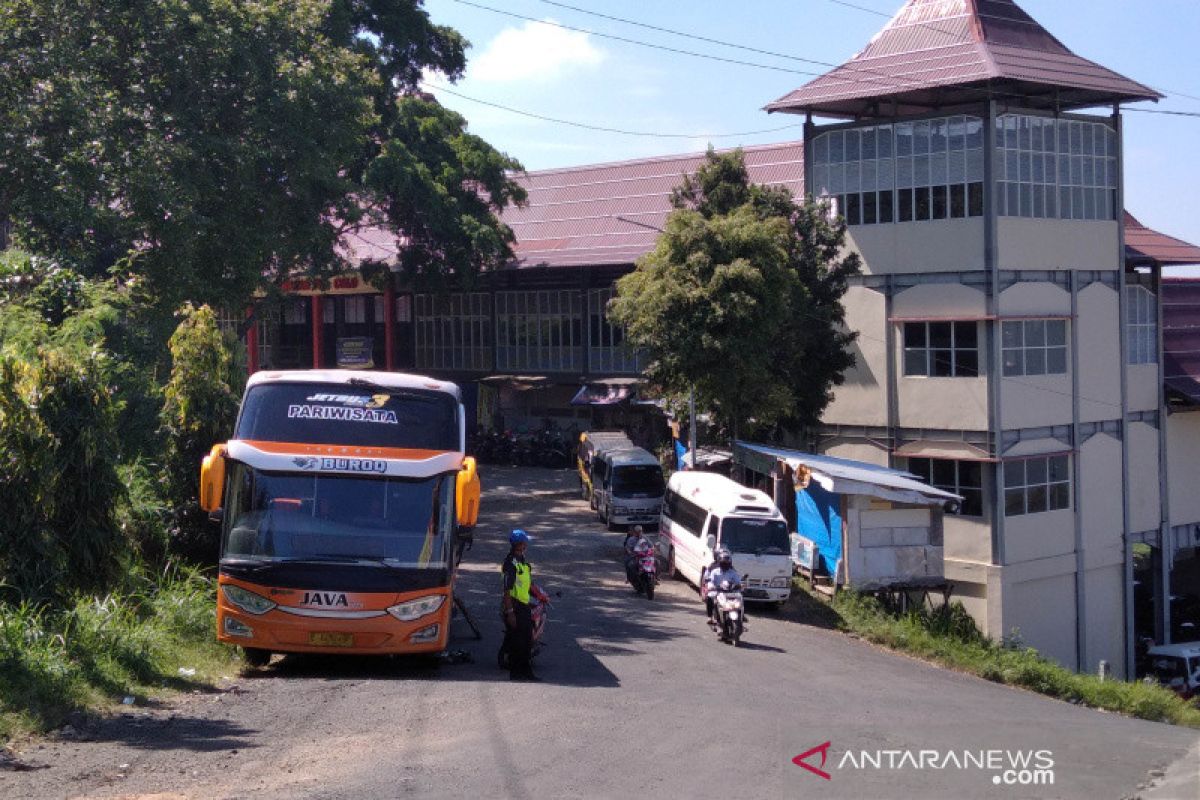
[591,447,665,530]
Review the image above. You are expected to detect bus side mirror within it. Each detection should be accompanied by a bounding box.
[199,444,227,513]
[706,534,717,551]
[456,456,480,528]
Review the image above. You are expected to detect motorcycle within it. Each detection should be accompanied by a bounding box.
[497,583,551,670]
[626,542,658,600]
[712,576,746,646]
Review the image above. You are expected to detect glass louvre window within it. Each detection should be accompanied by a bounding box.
[1126,287,1157,364]
[813,115,984,227]
[903,321,979,377]
[588,288,642,374]
[496,290,583,372]
[343,295,366,325]
[414,292,492,371]
[1003,455,1070,516]
[994,114,1117,221]
[908,458,983,517]
[1002,319,1068,376]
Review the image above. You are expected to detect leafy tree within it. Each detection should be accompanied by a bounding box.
[159,304,243,561]
[0,0,525,311]
[609,149,859,440]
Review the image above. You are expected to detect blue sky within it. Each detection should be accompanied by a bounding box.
[422,0,1200,255]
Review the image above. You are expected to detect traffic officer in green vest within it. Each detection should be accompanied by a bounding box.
[501,529,540,681]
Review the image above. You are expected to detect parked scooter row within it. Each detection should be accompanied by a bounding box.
[473,428,574,468]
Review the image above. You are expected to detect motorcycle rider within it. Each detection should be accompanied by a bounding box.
[703,548,741,626]
[501,529,540,682]
[622,525,648,584]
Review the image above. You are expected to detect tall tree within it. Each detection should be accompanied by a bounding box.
[0,0,525,309]
[609,149,859,440]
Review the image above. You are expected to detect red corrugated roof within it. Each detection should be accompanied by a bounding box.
[1125,212,1200,266]
[766,0,1161,118]
[1162,279,1200,404]
[503,141,806,268]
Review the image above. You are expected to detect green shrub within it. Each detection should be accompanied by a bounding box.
[159,304,242,562]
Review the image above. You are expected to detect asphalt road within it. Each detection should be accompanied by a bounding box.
[4,466,1198,800]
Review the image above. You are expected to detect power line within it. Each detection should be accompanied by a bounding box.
[423,83,805,139]
[1125,108,1200,119]
[447,0,823,77]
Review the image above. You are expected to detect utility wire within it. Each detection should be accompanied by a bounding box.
[447,0,824,77]
[424,83,805,139]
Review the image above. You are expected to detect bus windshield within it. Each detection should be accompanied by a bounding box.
[221,465,455,568]
[234,381,459,450]
[611,465,665,497]
[719,517,790,556]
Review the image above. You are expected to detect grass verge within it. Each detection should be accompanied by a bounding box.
[794,580,1200,728]
[0,564,239,742]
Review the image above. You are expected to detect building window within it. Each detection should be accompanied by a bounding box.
[812,115,984,226]
[907,458,983,516]
[415,292,492,371]
[1002,319,1067,376]
[903,321,979,377]
[1003,455,1070,516]
[344,295,367,325]
[1126,286,1157,364]
[588,287,641,374]
[994,115,1117,221]
[283,299,307,325]
[496,290,582,372]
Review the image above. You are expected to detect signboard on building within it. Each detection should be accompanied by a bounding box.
[336,337,374,369]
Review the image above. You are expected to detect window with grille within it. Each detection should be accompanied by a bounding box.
[1126,286,1157,365]
[812,115,984,226]
[494,290,582,373]
[1003,455,1070,516]
[344,295,366,324]
[994,115,1117,221]
[588,288,640,374]
[414,292,492,371]
[907,458,984,517]
[1002,319,1068,376]
[903,321,979,377]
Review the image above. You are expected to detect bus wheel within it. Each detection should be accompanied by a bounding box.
[667,548,679,579]
[242,647,272,668]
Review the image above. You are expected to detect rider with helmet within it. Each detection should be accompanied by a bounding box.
[501,529,540,681]
[703,548,741,625]
[622,525,650,585]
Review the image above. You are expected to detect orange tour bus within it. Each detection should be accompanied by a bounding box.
[199,369,480,665]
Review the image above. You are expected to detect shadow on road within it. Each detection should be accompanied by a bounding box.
[82,715,260,753]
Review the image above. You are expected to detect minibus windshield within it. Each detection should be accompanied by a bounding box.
[720,517,790,556]
[611,465,665,497]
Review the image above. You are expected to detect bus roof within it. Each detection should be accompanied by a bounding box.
[668,471,782,519]
[246,369,461,400]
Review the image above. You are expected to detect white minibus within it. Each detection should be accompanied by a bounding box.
[656,471,792,604]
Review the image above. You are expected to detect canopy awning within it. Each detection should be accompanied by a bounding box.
[735,441,960,507]
[571,384,631,405]
[895,440,995,462]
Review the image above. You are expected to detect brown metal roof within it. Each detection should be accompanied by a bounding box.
[503,141,805,268]
[1125,212,1200,266]
[766,0,1161,119]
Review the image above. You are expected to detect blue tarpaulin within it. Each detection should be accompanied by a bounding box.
[795,481,842,579]
[674,439,688,471]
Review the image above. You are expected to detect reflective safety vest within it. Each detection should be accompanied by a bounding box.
[508,560,531,604]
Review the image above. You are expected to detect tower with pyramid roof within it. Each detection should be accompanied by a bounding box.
[767,0,1169,677]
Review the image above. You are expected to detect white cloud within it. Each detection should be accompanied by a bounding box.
[467,19,604,83]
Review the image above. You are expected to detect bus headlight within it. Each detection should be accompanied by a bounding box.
[770,577,791,588]
[222,584,277,615]
[410,624,441,643]
[387,595,445,622]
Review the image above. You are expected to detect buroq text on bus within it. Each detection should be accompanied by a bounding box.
[657,471,792,605]
[199,370,480,665]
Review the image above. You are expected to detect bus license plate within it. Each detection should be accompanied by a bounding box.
[309,632,354,647]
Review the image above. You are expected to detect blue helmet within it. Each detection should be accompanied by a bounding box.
[509,529,531,545]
